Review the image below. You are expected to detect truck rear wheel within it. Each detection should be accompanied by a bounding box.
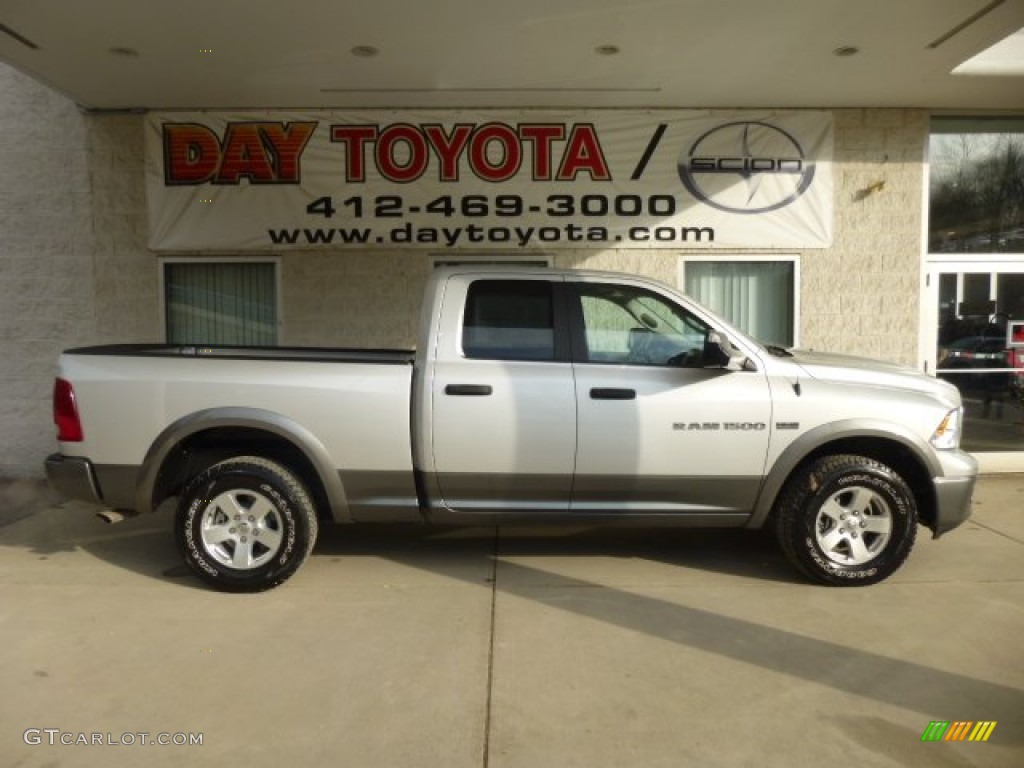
[175,457,318,592]
[774,454,917,586]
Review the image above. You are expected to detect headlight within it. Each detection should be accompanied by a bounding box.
[930,408,962,450]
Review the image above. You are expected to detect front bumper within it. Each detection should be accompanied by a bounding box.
[45,453,103,505]
[930,449,978,538]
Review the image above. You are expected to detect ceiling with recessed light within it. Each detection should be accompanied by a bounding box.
[1,0,1023,111]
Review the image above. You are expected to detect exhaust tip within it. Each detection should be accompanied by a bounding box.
[97,510,128,524]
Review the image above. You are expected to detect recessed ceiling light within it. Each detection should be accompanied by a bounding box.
[351,45,379,58]
[833,46,860,57]
[595,44,620,56]
[109,46,139,57]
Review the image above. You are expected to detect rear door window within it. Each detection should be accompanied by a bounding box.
[462,280,559,361]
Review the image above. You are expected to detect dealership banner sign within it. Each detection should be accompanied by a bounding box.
[145,110,833,252]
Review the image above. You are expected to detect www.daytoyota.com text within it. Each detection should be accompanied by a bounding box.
[268,193,715,247]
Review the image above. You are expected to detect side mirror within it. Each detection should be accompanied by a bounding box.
[703,331,744,369]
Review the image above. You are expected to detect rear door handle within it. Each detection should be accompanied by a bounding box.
[445,384,493,396]
[590,387,636,400]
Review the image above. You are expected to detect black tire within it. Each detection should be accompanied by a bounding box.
[175,456,318,592]
[774,454,917,586]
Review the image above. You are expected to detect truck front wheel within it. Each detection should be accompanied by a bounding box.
[775,455,917,586]
[175,457,318,592]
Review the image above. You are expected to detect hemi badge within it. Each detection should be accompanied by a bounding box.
[776,422,800,430]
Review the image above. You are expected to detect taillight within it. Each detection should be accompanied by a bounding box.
[53,378,84,442]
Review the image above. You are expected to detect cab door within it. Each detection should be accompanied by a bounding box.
[427,275,577,515]
[568,278,772,517]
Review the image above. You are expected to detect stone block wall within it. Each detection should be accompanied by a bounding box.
[801,108,926,363]
[0,66,158,476]
[1,67,95,477]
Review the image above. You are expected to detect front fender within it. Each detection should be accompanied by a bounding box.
[748,419,942,529]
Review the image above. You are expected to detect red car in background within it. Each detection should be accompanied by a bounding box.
[1010,346,1024,403]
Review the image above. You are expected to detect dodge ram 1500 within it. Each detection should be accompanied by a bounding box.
[46,267,977,591]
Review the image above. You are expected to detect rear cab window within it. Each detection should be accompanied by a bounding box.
[462,280,559,361]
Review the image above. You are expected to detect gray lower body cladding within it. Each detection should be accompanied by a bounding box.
[422,471,760,524]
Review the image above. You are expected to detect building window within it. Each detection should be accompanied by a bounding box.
[929,117,1024,255]
[927,117,1024,458]
[680,257,797,347]
[163,261,278,345]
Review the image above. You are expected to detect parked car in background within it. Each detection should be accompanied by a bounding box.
[939,335,1008,369]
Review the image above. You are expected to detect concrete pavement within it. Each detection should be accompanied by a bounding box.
[1,474,1022,767]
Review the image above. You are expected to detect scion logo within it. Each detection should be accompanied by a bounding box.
[677,121,815,214]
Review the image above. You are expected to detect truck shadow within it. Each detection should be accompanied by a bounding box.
[316,523,796,583]
[317,524,1024,744]
[0,494,207,590]
[8,497,1023,741]
[1,494,792,589]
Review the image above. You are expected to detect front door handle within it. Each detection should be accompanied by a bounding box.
[445,384,493,396]
[590,387,636,400]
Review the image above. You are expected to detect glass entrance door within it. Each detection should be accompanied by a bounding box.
[929,263,1024,458]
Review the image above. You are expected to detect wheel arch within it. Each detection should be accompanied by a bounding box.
[136,408,350,522]
[751,421,940,533]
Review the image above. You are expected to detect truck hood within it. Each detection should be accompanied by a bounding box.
[787,349,960,403]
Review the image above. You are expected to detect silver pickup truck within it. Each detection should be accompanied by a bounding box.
[46,267,977,591]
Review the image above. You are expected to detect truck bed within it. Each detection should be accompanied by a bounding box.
[54,344,419,519]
